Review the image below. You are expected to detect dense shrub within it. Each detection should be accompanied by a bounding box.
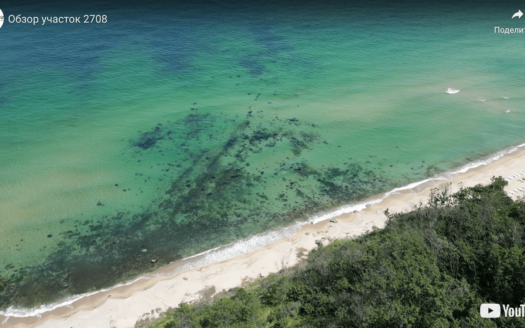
[147,177,525,328]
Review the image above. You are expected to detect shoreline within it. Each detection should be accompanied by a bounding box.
[3,142,525,327]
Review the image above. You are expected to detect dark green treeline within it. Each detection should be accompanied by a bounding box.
[147,177,525,328]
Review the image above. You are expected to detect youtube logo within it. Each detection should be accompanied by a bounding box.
[480,304,501,318]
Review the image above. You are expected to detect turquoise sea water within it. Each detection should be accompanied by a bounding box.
[1,0,525,310]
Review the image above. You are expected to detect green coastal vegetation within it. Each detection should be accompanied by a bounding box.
[4,3,525,311]
[142,177,525,327]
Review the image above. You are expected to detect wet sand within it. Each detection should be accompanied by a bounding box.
[4,145,525,328]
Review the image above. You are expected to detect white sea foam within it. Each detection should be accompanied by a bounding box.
[0,225,301,319]
[0,277,145,318]
[446,88,460,94]
[3,142,525,319]
[160,224,303,277]
[307,143,525,224]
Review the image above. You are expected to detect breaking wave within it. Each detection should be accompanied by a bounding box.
[2,142,525,319]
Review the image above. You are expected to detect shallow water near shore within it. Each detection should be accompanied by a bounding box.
[3,141,525,320]
[1,0,525,312]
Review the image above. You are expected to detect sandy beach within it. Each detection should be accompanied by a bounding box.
[4,144,525,328]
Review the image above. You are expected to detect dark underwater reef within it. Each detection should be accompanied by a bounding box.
[0,112,392,309]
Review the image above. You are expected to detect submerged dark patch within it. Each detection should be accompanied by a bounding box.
[134,126,164,149]
[0,112,395,310]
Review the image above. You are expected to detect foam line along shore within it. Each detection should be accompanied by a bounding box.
[3,141,525,327]
[2,1,525,325]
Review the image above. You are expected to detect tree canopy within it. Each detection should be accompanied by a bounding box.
[144,177,525,328]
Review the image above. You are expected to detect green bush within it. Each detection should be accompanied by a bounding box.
[148,177,525,328]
